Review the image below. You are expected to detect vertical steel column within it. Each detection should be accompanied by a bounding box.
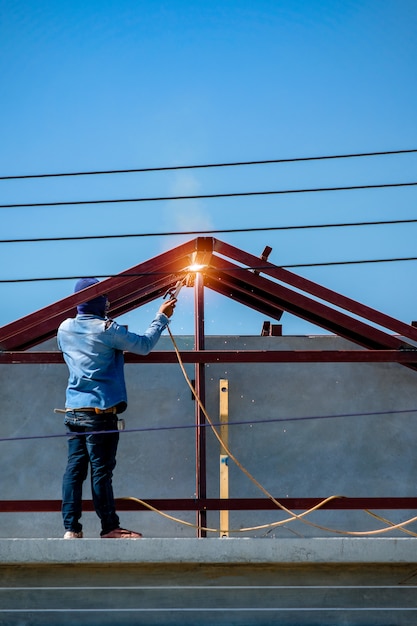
[194,270,207,537]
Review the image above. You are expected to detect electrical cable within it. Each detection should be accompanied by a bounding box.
[1,181,417,209]
[1,148,416,180]
[364,510,417,538]
[122,495,417,536]
[1,254,417,283]
[285,256,417,268]
[2,407,417,444]
[1,217,417,245]
[121,494,345,535]
[144,326,417,536]
[121,325,344,534]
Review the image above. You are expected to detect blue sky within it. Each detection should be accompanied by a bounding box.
[0,0,416,337]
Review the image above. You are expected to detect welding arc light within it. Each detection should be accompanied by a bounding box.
[188,263,207,273]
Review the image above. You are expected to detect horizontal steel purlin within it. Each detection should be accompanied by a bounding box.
[1,350,417,364]
[1,497,417,513]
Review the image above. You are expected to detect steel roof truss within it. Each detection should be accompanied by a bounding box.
[214,238,417,342]
[206,254,412,352]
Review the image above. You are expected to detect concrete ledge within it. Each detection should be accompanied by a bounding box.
[1,538,417,565]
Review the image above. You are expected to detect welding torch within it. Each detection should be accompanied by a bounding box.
[163,276,187,300]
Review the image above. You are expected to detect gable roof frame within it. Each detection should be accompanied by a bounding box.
[0,236,416,370]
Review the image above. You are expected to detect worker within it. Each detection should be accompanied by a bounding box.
[57,277,176,539]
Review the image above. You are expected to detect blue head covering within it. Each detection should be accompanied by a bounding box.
[74,277,107,317]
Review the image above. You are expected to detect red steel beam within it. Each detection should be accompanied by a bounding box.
[2,350,417,364]
[103,253,193,317]
[204,272,284,322]
[194,270,207,537]
[0,240,196,351]
[214,238,417,342]
[2,235,416,358]
[205,255,414,354]
[1,497,417,513]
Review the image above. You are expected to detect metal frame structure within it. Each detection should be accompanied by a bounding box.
[2,236,417,354]
[1,236,417,534]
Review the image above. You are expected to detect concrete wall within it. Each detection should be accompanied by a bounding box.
[1,334,417,539]
[2,538,417,626]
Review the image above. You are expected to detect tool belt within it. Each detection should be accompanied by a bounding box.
[55,406,118,415]
[66,407,117,415]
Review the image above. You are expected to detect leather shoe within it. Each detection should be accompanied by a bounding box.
[101,527,142,539]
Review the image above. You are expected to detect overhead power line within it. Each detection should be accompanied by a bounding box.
[1,217,417,244]
[285,256,417,268]
[1,407,417,442]
[1,256,417,283]
[1,181,417,209]
[1,148,416,180]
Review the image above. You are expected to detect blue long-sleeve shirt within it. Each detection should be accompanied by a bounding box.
[57,312,169,412]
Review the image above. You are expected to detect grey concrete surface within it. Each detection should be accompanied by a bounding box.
[1,539,417,626]
[1,537,417,564]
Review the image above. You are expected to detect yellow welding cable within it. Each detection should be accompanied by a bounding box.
[167,329,343,528]
[123,328,417,537]
[164,326,417,537]
[364,510,417,537]
[121,494,417,536]
[121,495,342,535]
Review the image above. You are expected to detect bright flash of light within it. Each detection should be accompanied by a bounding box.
[188,263,207,272]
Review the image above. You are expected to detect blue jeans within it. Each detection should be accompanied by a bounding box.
[62,411,120,536]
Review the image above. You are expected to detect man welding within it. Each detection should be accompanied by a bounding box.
[57,277,177,539]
